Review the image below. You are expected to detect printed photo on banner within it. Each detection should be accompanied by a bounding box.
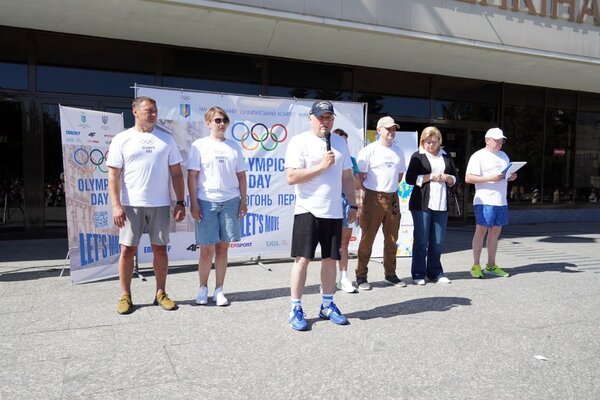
[59,106,124,283]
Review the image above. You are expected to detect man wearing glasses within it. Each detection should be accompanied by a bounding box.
[107,96,186,315]
[284,100,358,331]
[465,128,517,279]
[355,116,407,291]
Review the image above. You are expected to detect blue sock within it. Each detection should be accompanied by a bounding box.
[322,294,333,308]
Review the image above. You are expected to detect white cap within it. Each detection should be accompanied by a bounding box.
[376,116,400,129]
[485,128,507,140]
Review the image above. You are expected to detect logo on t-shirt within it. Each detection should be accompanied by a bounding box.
[140,138,156,153]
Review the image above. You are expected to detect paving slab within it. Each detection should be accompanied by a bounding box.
[0,222,599,399]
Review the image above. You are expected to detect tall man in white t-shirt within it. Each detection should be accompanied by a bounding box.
[465,128,517,279]
[355,116,406,290]
[284,100,358,331]
[107,96,186,315]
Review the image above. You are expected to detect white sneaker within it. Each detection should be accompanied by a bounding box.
[213,287,229,306]
[415,279,426,286]
[195,286,208,305]
[337,277,358,293]
[437,276,451,284]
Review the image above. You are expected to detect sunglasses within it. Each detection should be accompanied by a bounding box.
[213,117,230,124]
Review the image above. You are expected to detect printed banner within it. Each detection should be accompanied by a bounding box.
[59,106,124,283]
[135,85,366,263]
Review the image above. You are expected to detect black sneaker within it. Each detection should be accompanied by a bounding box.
[385,275,407,287]
[356,277,372,291]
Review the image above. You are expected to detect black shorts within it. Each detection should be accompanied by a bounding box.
[291,212,342,260]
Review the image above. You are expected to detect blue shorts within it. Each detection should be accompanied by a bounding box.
[474,204,509,227]
[342,194,358,229]
[194,197,241,245]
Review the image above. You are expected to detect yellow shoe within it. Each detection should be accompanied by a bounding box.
[470,264,484,279]
[153,292,177,310]
[484,264,510,277]
[116,294,133,315]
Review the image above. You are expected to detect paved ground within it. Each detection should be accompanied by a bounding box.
[1,221,599,400]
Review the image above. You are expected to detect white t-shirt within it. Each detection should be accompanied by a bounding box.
[284,131,352,218]
[466,148,510,206]
[106,127,183,207]
[187,137,248,202]
[357,141,406,193]
[425,149,448,211]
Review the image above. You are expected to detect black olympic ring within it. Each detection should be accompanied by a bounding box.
[231,122,288,152]
[73,147,108,173]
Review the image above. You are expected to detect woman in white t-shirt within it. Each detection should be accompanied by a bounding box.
[405,126,458,285]
[187,107,248,306]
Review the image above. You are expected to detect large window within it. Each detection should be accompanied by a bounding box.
[544,109,576,203]
[35,33,155,96]
[268,59,352,100]
[575,112,600,203]
[162,48,263,96]
[502,105,544,205]
[0,28,28,90]
[433,77,499,122]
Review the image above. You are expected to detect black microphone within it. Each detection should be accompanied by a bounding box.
[325,131,331,151]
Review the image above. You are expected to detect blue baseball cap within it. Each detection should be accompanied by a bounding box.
[309,100,335,117]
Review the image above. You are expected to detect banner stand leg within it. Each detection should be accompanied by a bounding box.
[133,250,147,281]
[60,249,70,278]
[250,255,272,272]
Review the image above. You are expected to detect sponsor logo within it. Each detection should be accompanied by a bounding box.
[66,130,81,136]
[144,245,171,253]
[229,242,253,248]
[231,122,288,152]
[101,115,108,124]
[88,132,96,137]
[180,103,191,118]
[81,114,86,123]
[180,95,191,101]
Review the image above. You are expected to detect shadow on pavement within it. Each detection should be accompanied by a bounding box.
[503,262,582,275]
[0,267,68,282]
[344,296,471,320]
[538,236,598,244]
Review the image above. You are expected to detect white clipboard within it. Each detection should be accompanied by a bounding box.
[501,161,526,176]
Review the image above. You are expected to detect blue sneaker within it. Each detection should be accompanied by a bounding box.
[319,302,348,325]
[288,305,309,331]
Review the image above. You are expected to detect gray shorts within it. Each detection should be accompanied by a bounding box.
[119,206,171,247]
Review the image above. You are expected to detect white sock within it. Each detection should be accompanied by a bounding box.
[340,271,348,281]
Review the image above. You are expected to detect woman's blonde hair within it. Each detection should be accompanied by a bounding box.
[204,106,229,123]
[419,126,442,150]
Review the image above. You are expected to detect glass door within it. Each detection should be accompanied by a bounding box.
[438,123,494,222]
[0,100,25,231]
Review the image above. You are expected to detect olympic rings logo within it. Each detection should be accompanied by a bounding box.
[231,123,288,152]
[73,147,108,173]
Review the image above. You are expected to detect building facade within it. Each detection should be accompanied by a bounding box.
[1,0,599,237]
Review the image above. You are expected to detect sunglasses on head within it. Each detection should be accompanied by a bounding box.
[213,117,229,124]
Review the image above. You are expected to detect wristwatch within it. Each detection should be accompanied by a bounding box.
[176,200,186,207]
[350,205,359,211]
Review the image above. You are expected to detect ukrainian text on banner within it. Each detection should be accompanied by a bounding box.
[135,85,365,262]
[351,131,417,258]
[59,106,124,283]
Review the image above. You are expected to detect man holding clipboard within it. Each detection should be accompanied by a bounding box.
[465,128,522,279]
